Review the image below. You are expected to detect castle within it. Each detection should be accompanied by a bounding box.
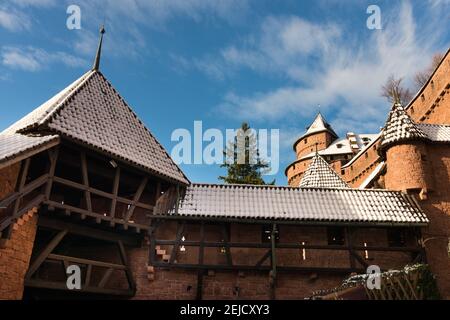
[0,30,449,300]
[287,48,450,298]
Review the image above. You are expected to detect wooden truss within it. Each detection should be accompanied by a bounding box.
[24,217,137,297]
[1,143,174,239]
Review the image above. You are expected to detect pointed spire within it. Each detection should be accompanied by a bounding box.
[92,25,106,71]
[299,153,349,189]
[380,102,428,151]
[305,112,338,138]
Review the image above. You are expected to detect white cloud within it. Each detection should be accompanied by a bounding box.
[1,46,87,71]
[0,7,31,31]
[210,2,447,134]
[9,0,56,7]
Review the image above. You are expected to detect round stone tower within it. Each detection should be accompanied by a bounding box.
[286,113,338,186]
[379,102,432,195]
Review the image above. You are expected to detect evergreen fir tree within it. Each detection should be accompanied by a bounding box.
[219,122,275,185]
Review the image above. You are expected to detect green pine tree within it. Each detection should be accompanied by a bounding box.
[219,122,275,185]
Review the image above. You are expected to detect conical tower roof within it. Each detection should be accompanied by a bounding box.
[299,153,349,188]
[2,28,189,184]
[380,102,428,151]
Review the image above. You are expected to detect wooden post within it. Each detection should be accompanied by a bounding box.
[270,223,277,300]
[26,229,68,278]
[80,152,92,212]
[169,221,185,264]
[12,158,31,218]
[45,148,59,200]
[346,227,356,271]
[110,167,121,221]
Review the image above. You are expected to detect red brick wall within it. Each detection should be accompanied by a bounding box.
[0,162,39,300]
[385,143,432,192]
[130,222,419,300]
[0,213,38,300]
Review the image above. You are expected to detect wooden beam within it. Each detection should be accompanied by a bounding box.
[45,148,59,199]
[85,265,92,287]
[221,224,233,266]
[43,200,148,233]
[0,138,60,171]
[98,268,114,288]
[0,194,45,232]
[154,240,421,253]
[51,176,153,211]
[255,250,271,268]
[24,279,134,297]
[47,254,127,270]
[80,152,92,212]
[38,216,142,246]
[110,167,121,220]
[26,229,68,279]
[149,214,429,228]
[124,176,148,223]
[0,173,49,209]
[151,262,364,274]
[196,271,204,301]
[12,158,31,217]
[169,222,185,264]
[346,227,356,270]
[270,223,277,300]
[118,240,136,292]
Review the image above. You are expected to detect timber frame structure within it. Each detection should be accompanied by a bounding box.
[148,217,426,299]
[0,140,183,297]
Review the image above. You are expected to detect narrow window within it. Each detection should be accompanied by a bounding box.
[180,236,186,252]
[327,227,345,245]
[364,242,369,259]
[301,241,307,260]
[262,225,279,243]
[387,228,406,247]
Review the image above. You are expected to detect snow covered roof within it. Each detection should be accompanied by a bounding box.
[299,153,350,189]
[380,103,428,150]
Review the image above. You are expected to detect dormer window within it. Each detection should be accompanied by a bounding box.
[336,143,343,149]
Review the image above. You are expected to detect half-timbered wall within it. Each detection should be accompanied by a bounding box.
[140,220,423,300]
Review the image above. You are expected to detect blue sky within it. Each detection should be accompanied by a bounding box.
[0,0,449,185]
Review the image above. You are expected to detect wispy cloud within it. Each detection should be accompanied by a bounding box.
[1,46,87,71]
[0,6,31,31]
[200,2,448,135]
[10,0,57,8]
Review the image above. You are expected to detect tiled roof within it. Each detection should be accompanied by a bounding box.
[299,153,349,189]
[0,133,59,167]
[293,113,338,151]
[2,70,189,185]
[417,123,450,142]
[156,184,429,225]
[380,103,428,150]
[304,113,338,138]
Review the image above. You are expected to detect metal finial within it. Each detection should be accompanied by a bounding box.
[393,90,401,105]
[92,25,106,71]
